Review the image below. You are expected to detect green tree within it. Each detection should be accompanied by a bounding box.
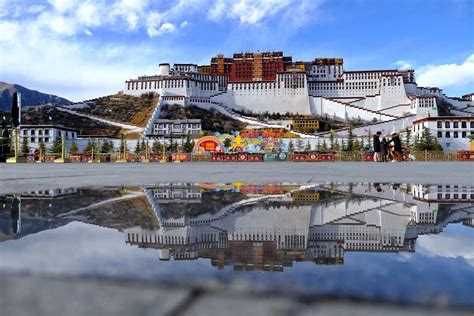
[152,140,163,153]
[366,129,373,151]
[140,139,146,152]
[404,127,412,148]
[134,139,141,155]
[321,139,328,150]
[304,140,312,151]
[341,140,347,151]
[316,140,321,151]
[21,136,29,155]
[85,139,94,152]
[353,139,362,151]
[167,140,177,152]
[51,135,62,154]
[329,129,335,149]
[70,140,78,154]
[183,135,195,153]
[101,140,113,153]
[415,126,442,151]
[347,125,354,151]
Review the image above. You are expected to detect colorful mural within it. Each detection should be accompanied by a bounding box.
[193,132,288,155]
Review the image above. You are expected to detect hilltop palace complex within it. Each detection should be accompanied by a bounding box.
[124,51,474,146]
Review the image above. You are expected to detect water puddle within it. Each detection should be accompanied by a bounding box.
[1,182,473,308]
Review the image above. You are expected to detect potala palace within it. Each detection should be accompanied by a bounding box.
[124,51,474,141]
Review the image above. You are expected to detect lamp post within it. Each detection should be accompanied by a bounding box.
[160,142,166,163]
[116,132,128,163]
[174,142,181,164]
[142,139,150,163]
[90,138,101,163]
[6,128,27,163]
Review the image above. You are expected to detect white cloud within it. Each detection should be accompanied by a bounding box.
[417,224,474,267]
[155,23,177,37]
[180,20,189,28]
[0,20,20,41]
[46,14,79,36]
[207,0,318,25]
[48,0,77,13]
[416,54,474,88]
[25,5,46,14]
[111,0,149,30]
[395,60,413,70]
[75,2,102,27]
[207,0,226,21]
[231,0,291,24]
[146,11,164,37]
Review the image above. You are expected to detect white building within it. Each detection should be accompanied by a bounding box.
[19,124,78,152]
[123,53,473,137]
[411,116,474,151]
[149,119,201,143]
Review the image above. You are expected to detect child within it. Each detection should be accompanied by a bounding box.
[381,138,389,162]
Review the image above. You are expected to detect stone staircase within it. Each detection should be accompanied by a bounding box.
[143,95,163,137]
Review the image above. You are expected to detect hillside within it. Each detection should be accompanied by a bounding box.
[159,103,246,134]
[0,81,70,111]
[74,92,159,127]
[23,105,122,136]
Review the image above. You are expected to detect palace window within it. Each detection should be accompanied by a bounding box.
[454,131,458,138]
[445,132,450,138]
[462,131,467,138]
[437,131,442,138]
[453,122,459,128]
[445,122,450,128]
[437,121,442,128]
[461,121,467,128]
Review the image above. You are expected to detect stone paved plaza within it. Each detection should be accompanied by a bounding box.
[1,161,473,194]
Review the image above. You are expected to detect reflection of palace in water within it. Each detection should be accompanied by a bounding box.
[124,183,474,270]
[1,183,473,270]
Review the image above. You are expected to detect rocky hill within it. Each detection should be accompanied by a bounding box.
[0,81,70,111]
[73,92,159,127]
[22,105,122,136]
[21,92,160,137]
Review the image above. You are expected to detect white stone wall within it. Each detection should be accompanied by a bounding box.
[412,119,473,151]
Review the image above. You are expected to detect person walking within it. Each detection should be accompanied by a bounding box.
[381,138,389,162]
[389,133,403,162]
[373,131,382,162]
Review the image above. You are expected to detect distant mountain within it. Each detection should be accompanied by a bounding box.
[0,81,71,111]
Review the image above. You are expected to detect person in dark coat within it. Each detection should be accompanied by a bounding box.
[381,138,389,162]
[373,131,382,162]
[389,133,403,161]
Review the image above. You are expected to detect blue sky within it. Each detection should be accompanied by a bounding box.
[0,0,473,101]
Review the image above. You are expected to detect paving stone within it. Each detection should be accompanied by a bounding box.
[296,302,472,316]
[0,273,190,316]
[180,293,303,316]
